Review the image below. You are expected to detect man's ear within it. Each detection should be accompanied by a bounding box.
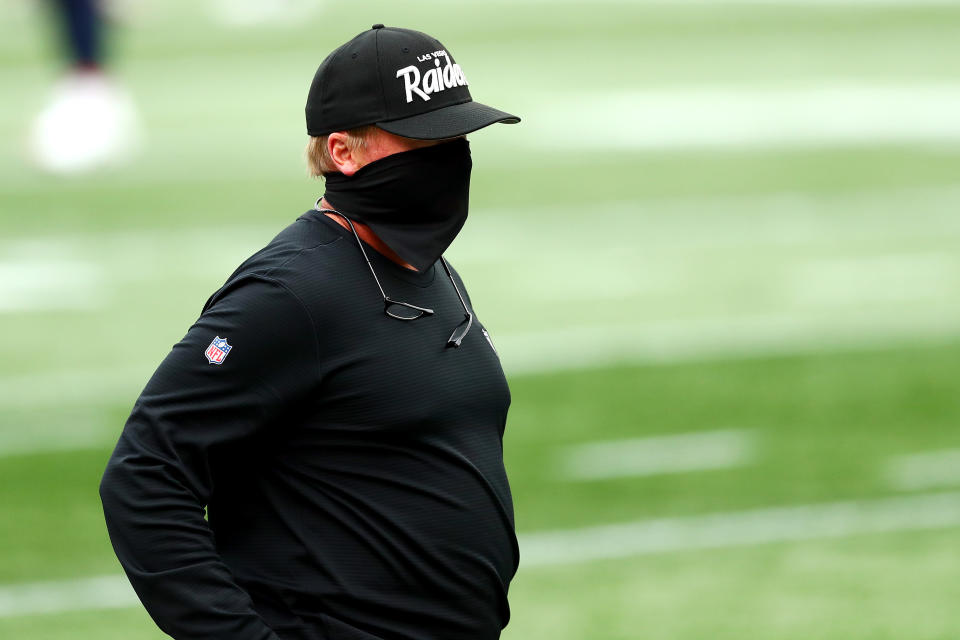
[327,132,364,176]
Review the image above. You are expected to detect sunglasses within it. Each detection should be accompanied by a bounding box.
[318,207,473,348]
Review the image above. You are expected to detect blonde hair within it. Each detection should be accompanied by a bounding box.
[305,125,377,177]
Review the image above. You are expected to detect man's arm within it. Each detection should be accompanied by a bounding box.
[99,276,319,640]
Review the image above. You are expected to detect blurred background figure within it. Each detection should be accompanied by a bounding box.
[28,0,140,174]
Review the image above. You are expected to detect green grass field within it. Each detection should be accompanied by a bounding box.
[2,1,960,638]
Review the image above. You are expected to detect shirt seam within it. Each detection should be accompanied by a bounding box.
[255,275,323,386]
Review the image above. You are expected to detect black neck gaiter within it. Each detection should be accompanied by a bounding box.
[322,138,472,272]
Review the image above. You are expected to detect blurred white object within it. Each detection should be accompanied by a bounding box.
[29,72,141,175]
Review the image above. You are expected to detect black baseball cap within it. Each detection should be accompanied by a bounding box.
[305,24,520,140]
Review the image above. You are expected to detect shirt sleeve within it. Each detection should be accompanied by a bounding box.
[99,276,319,640]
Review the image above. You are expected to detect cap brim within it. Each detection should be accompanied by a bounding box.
[376,100,520,140]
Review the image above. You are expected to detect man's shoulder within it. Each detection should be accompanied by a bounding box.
[236,211,343,276]
[202,211,348,311]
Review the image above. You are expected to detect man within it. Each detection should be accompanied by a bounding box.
[99,24,520,640]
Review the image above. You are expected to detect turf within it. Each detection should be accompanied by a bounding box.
[1,1,959,638]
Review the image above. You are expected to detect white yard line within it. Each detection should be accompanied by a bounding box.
[3,491,959,617]
[0,367,146,411]
[0,410,124,458]
[0,575,138,618]
[514,85,960,150]
[559,430,755,480]
[886,449,960,491]
[519,491,960,567]
[497,306,960,375]
[0,260,103,312]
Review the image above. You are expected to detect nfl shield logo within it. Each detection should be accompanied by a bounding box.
[204,336,232,365]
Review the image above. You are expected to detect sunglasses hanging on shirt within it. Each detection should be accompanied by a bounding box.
[316,205,473,349]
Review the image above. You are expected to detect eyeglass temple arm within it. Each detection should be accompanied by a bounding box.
[317,206,388,300]
[440,257,473,320]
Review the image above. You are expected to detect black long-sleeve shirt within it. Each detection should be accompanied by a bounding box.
[99,211,517,640]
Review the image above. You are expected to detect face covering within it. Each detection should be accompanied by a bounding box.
[322,137,472,272]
